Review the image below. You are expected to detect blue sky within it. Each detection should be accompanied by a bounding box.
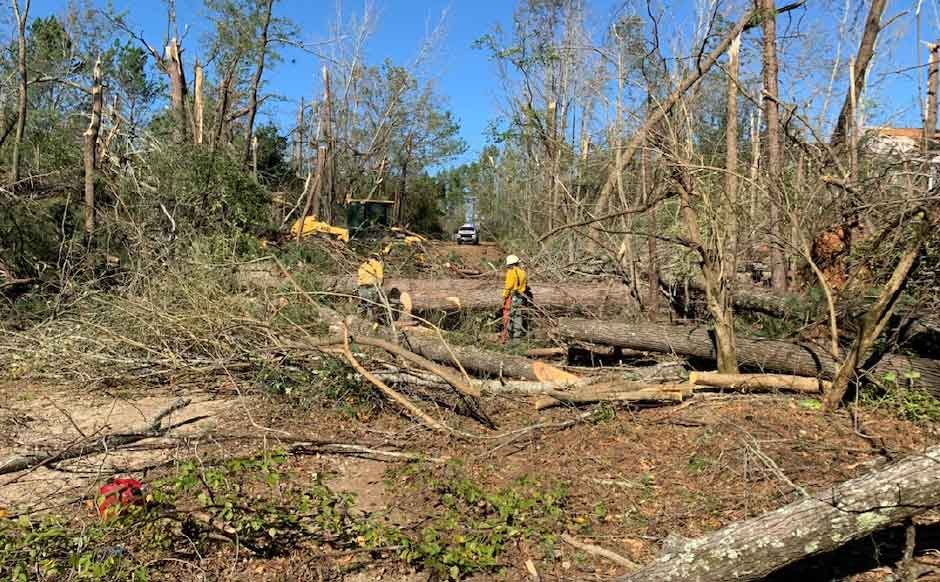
[22,0,940,167]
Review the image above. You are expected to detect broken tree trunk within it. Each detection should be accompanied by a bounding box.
[689,372,830,393]
[10,0,28,189]
[165,37,190,143]
[592,6,756,216]
[926,43,940,151]
[194,59,204,145]
[556,319,940,397]
[823,223,930,411]
[619,444,940,582]
[82,57,103,238]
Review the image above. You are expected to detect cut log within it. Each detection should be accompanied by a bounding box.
[689,372,830,394]
[325,276,635,314]
[557,319,940,397]
[534,384,690,410]
[619,444,940,582]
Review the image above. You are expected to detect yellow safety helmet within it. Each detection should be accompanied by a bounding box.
[505,254,520,266]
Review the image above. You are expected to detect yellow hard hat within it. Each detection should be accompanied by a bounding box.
[505,254,520,266]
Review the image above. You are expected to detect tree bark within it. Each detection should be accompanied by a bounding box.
[395,147,409,224]
[242,0,275,167]
[660,273,793,318]
[82,57,103,239]
[725,31,741,243]
[619,444,940,582]
[759,0,788,292]
[555,319,940,397]
[831,0,887,145]
[925,43,939,151]
[10,0,29,189]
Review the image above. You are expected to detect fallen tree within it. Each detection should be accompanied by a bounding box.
[556,319,940,397]
[402,330,560,381]
[325,276,635,314]
[619,444,940,582]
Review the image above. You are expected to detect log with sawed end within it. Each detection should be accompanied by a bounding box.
[689,372,830,394]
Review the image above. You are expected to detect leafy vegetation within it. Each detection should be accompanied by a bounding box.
[0,454,575,581]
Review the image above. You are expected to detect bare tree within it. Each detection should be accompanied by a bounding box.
[759,0,788,292]
[10,0,30,188]
[831,0,888,145]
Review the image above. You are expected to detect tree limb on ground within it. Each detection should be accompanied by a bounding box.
[619,443,940,582]
[534,383,691,410]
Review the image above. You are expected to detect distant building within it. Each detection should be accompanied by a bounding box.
[864,127,940,188]
[865,127,936,156]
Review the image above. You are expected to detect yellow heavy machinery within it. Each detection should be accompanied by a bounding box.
[289,216,350,242]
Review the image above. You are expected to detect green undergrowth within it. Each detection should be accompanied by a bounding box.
[387,462,571,579]
[1,454,576,581]
[860,370,940,423]
[1,451,361,581]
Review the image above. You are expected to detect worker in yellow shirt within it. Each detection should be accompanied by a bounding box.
[501,254,529,340]
[357,253,385,321]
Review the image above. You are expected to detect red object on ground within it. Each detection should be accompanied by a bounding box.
[97,478,143,519]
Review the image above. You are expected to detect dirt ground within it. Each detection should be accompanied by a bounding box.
[428,241,504,269]
[2,376,939,581]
